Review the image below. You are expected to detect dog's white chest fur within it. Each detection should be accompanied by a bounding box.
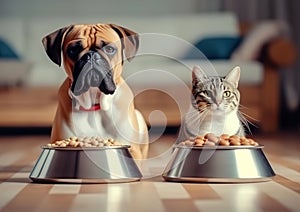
[71,110,110,138]
[66,85,141,145]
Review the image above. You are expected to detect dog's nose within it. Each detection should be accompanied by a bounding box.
[81,51,102,62]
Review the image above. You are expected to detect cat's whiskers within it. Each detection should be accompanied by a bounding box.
[239,109,258,129]
[185,106,209,126]
[239,104,259,123]
[184,112,201,129]
[198,105,209,113]
[238,111,253,135]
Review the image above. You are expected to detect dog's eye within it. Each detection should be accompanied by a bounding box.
[67,42,82,60]
[103,45,116,55]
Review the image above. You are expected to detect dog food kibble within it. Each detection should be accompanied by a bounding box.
[47,137,122,148]
[179,133,259,147]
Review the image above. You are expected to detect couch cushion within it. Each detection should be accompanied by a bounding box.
[0,38,19,59]
[183,36,243,60]
[0,19,26,57]
[231,20,289,61]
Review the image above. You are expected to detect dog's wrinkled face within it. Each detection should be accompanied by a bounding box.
[65,25,121,95]
[42,24,139,96]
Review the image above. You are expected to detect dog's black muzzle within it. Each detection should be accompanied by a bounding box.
[71,51,116,96]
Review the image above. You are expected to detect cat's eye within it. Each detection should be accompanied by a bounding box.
[223,91,231,98]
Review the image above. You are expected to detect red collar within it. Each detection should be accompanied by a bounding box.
[79,104,101,111]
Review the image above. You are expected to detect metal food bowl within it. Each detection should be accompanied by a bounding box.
[30,145,142,183]
[162,145,275,183]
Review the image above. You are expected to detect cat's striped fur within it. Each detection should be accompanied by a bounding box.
[177,66,247,143]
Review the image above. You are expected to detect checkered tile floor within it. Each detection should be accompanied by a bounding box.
[0,135,299,212]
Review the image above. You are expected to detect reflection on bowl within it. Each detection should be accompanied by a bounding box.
[162,145,275,183]
[30,145,142,183]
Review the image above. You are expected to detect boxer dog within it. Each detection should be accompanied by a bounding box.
[42,23,148,160]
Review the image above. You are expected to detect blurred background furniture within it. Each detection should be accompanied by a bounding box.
[0,87,57,127]
[0,13,296,132]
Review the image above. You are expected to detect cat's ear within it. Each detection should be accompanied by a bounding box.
[225,66,240,88]
[192,65,208,83]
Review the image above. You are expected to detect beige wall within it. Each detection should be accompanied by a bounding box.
[0,0,198,18]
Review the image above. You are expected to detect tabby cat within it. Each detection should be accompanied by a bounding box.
[176,66,247,143]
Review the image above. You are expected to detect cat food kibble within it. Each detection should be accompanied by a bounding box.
[47,136,122,148]
[180,133,259,147]
[204,133,219,144]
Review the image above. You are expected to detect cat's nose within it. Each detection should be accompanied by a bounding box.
[216,100,222,106]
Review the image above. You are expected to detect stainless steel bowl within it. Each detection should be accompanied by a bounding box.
[162,145,275,183]
[30,145,142,183]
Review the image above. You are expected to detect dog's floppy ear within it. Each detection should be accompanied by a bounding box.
[109,24,139,62]
[42,25,73,66]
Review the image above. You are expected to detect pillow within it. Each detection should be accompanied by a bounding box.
[231,21,289,61]
[0,38,20,59]
[183,36,243,60]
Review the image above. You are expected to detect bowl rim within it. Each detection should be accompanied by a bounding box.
[174,144,264,150]
[162,175,274,183]
[41,145,131,151]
